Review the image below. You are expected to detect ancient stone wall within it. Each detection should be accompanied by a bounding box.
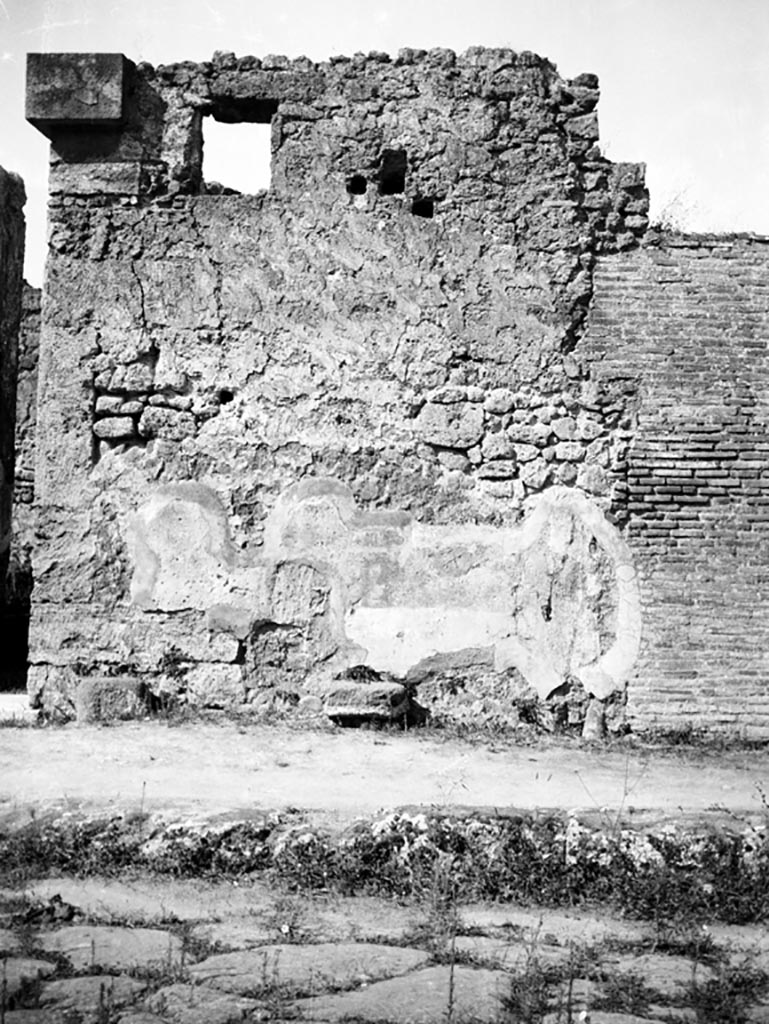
[3,284,41,690]
[23,48,767,733]
[0,166,25,688]
[15,283,41,509]
[583,235,769,735]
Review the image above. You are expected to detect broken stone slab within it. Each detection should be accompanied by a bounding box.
[582,697,606,739]
[39,975,147,1013]
[145,984,259,1024]
[322,679,409,723]
[38,925,183,971]
[0,957,57,1001]
[188,942,429,996]
[293,964,507,1022]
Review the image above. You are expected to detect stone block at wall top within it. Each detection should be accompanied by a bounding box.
[26,53,128,135]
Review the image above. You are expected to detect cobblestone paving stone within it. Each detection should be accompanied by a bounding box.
[2,876,769,1023]
[188,942,430,995]
[38,925,184,971]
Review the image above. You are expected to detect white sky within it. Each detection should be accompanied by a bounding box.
[0,0,767,285]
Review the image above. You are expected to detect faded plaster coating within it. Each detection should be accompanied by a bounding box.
[123,478,640,702]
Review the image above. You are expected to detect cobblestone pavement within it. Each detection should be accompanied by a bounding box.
[1,710,768,1021]
[2,876,769,1023]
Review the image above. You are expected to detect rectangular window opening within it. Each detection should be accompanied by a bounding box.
[378,148,407,195]
[202,116,273,195]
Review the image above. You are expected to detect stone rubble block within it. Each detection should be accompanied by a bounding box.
[554,440,585,462]
[138,406,196,441]
[477,459,517,479]
[507,422,552,446]
[119,400,145,415]
[577,463,610,495]
[424,385,467,404]
[109,363,154,391]
[519,459,550,490]
[95,395,124,414]
[74,676,146,724]
[322,680,409,722]
[483,387,516,414]
[92,415,136,440]
[512,442,539,462]
[578,416,603,441]
[415,402,484,449]
[480,431,515,460]
[38,925,184,971]
[551,416,576,440]
[183,663,246,709]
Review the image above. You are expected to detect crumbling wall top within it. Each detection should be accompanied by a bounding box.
[26,47,648,255]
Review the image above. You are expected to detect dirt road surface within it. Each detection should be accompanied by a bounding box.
[1,718,765,827]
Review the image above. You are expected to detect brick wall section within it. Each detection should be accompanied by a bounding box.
[584,235,769,735]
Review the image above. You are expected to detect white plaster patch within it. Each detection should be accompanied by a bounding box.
[126,478,642,700]
[345,606,513,678]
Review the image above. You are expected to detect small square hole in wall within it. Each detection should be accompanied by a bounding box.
[412,198,435,218]
[202,118,272,194]
[347,174,367,195]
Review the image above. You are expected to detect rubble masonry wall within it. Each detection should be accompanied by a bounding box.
[22,49,768,733]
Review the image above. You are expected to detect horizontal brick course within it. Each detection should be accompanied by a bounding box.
[584,236,769,734]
